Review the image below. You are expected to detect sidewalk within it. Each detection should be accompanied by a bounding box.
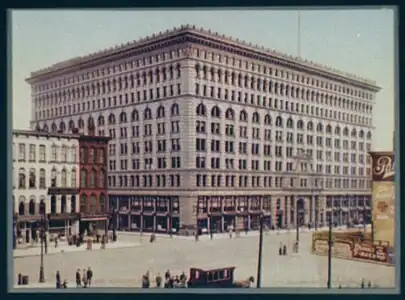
[115,226,342,241]
[13,241,140,258]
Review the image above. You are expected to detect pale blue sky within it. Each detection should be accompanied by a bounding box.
[11,9,395,150]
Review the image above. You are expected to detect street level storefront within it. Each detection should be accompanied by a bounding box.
[325,195,372,227]
[195,196,272,232]
[47,186,80,236]
[109,195,180,233]
[79,213,109,234]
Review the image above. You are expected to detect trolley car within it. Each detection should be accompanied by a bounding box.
[187,266,254,288]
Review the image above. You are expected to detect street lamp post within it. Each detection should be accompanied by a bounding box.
[256,214,265,288]
[327,215,333,289]
[209,212,213,240]
[39,202,46,283]
[296,205,300,243]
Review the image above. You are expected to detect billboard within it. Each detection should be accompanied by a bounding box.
[311,231,391,265]
[370,151,395,248]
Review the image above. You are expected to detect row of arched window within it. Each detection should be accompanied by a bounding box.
[39,103,181,133]
[80,168,106,188]
[17,168,76,189]
[80,194,106,213]
[195,104,372,139]
[35,64,182,107]
[195,64,373,114]
[16,195,77,216]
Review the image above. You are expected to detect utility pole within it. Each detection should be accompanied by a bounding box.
[327,216,333,289]
[256,215,264,288]
[296,207,300,243]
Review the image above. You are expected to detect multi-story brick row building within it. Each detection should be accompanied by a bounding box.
[12,128,110,245]
[25,25,379,232]
[77,125,111,233]
[12,130,80,243]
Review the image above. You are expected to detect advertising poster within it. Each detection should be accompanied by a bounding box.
[370,151,395,248]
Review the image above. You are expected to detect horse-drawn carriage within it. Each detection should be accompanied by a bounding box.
[187,266,254,288]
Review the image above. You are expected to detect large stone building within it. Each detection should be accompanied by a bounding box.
[25,25,379,232]
[13,130,80,243]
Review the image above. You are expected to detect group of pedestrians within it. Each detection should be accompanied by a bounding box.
[142,270,188,288]
[278,243,288,256]
[55,271,67,289]
[75,267,93,288]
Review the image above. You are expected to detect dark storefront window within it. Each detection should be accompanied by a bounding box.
[197,197,206,214]
[143,197,154,212]
[326,197,332,208]
[263,197,271,212]
[237,197,247,211]
[131,198,141,211]
[71,195,76,213]
[61,196,66,213]
[210,197,221,213]
[50,196,56,214]
[156,198,168,213]
[250,197,260,210]
[223,197,234,212]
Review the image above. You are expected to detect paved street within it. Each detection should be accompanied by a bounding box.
[13,231,395,288]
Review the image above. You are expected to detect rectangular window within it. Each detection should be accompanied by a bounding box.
[19,144,26,161]
[29,144,36,162]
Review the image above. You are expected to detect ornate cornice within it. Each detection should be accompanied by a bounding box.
[26,25,380,92]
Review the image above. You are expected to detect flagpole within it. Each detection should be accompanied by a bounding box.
[298,10,301,58]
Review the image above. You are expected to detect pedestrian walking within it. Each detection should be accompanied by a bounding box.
[279,243,283,256]
[361,278,365,289]
[82,269,88,288]
[75,269,81,287]
[142,271,150,288]
[283,244,287,256]
[164,277,170,288]
[56,270,61,288]
[87,267,93,287]
[179,271,187,282]
[55,237,58,248]
[155,273,162,288]
[169,276,174,288]
[165,269,171,280]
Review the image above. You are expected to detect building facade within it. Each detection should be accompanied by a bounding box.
[26,25,379,232]
[78,125,110,234]
[13,130,80,243]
